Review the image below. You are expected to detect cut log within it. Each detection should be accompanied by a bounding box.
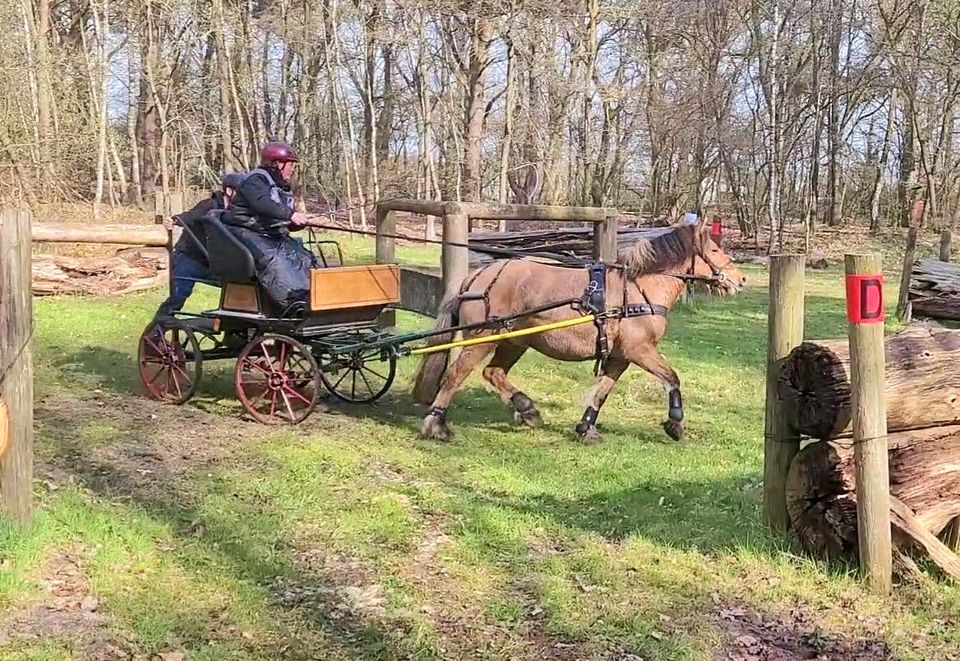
[786,427,960,560]
[31,223,168,247]
[778,323,960,440]
[114,246,169,270]
[909,258,960,321]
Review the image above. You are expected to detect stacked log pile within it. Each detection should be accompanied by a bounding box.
[908,258,960,321]
[778,323,960,580]
[467,226,672,265]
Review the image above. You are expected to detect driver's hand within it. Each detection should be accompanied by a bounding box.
[290,211,308,228]
[163,217,175,232]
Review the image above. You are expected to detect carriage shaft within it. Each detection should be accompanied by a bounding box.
[408,314,597,356]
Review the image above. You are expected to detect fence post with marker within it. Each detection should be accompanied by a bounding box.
[845,253,892,594]
[0,208,34,523]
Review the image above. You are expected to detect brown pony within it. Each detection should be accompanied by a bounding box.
[411,221,746,444]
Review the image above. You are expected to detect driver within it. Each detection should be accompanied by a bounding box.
[153,172,244,320]
[223,142,319,315]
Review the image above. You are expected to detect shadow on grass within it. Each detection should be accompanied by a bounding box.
[32,378,883,658]
[36,401,423,660]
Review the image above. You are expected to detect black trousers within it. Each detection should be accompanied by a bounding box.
[230,227,319,312]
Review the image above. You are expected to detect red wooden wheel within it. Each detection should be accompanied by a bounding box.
[138,320,202,404]
[234,334,320,424]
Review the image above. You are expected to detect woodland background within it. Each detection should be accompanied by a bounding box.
[2,0,958,252]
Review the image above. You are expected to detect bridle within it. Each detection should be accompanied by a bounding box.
[661,240,734,287]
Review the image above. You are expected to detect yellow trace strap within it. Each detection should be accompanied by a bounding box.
[409,314,598,356]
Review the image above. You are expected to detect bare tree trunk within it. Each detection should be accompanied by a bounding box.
[324,0,367,229]
[109,134,128,201]
[19,0,41,185]
[871,88,897,233]
[826,0,842,226]
[261,31,273,139]
[139,0,169,196]
[214,0,236,171]
[804,10,824,245]
[574,0,599,205]
[92,0,110,218]
[757,0,783,253]
[375,41,393,198]
[498,34,517,226]
[275,0,289,138]
[35,0,54,187]
[224,17,251,168]
[462,19,493,202]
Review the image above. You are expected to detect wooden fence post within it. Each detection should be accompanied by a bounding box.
[941,230,952,262]
[442,210,469,298]
[376,205,397,329]
[763,255,805,532]
[845,253,892,594]
[593,212,618,264]
[0,209,34,523]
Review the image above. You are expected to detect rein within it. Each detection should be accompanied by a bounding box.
[657,241,732,286]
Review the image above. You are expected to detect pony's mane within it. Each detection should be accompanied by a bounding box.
[619,224,699,277]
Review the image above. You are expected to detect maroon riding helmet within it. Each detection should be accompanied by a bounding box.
[260,142,300,166]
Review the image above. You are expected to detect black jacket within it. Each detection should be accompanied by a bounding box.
[173,192,226,263]
[223,167,294,237]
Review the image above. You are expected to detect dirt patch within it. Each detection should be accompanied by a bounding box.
[0,548,132,660]
[36,389,274,486]
[715,603,891,661]
[290,528,610,660]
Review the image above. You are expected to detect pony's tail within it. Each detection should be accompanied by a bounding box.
[411,296,460,405]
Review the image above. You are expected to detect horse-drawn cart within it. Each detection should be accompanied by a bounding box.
[138,215,743,436]
[137,216,609,424]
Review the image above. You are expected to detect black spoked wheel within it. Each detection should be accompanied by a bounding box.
[235,334,321,424]
[137,319,202,404]
[319,346,397,404]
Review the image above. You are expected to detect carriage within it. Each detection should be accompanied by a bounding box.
[138,213,743,437]
[137,216,406,424]
[137,215,600,425]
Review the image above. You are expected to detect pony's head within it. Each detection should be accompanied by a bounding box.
[690,221,745,297]
[619,221,746,296]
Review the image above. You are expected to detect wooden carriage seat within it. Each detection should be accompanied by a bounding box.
[205,217,262,314]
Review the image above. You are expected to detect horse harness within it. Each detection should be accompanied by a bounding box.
[579,249,732,373]
[575,263,670,376]
[453,259,672,377]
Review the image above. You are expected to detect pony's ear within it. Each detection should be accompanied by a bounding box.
[695,217,711,242]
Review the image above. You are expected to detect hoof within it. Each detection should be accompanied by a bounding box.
[420,415,453,442]
[514,407,543,428]
[576,426,604,444]
[663,418,684,442]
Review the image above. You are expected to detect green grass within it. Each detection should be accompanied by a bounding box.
[1,252,957,659]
